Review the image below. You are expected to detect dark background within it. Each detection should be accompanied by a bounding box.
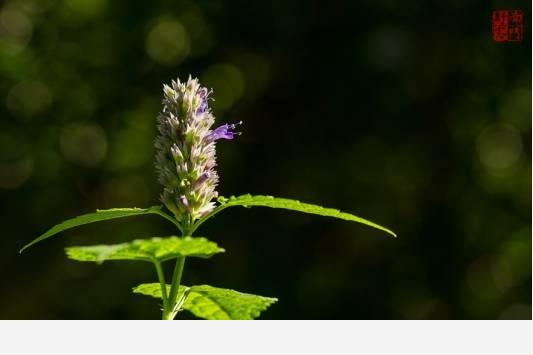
[0,0,531,319]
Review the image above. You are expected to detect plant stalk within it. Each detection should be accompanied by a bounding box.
[154,260,169,318]
[161,219,191,320]
[165,256,186,320]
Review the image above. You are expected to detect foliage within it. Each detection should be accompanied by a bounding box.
[66,237,224,263]
[22,195,394,319]
[21,77,395,320]
[134,283,277,320]
[192,194,397,237]
[20,207,180,253]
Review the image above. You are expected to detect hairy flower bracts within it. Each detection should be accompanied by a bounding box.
[154,77,241,225]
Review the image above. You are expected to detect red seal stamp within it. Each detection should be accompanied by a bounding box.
[492,10,523,42]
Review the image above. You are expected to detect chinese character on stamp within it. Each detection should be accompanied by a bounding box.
[492,10,523,42]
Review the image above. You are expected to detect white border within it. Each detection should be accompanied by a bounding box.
[1,320,532,354]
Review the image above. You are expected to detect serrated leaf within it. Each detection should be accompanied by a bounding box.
[65,236,224,263]
[184,285,277,320]
[134,283,277,320]
[193,194,396,237]
[20,206,180,253]
[134,283,174,299]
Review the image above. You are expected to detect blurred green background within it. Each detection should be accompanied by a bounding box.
[0,0,531,319]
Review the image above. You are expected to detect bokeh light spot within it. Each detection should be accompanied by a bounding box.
[0,6,33,54]
[489,257,513,293]
[476,123,522,171]
[6,80,52,117]
[146,19,190,66]
[466,257,500,304]
[15,0,55,15]
[499,304,532,320]
[63,0,107,18]
[201,64,244,112]
[0,158,33,189]
[498,88,531,130]
[60,122,108,167]
[176,6,213,57]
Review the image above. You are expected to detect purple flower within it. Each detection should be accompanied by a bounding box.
[206,122,242,143]
[196,87,210,115]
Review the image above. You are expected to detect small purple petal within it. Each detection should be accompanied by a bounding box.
[193,171,210,188]
[206,121,242,143]
[196,88,210,114]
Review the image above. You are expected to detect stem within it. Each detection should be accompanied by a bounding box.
[160,218,191,320]
[169,287,191,320]
[162,312,171,320]
[154,261,168,313]
[165,256,186,320]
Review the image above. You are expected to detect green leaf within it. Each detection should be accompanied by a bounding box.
[66,236,224,263]
[20,206,181,253]
[183,285,277,320]
[192,194,396,237]
[134,283,174,299]
[134,283,277,320]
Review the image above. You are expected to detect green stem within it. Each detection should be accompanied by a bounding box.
[160,218,191,320]
[154,260,169,315]
[169,287,191,319]
[165,256,186,320]
[162,310,172,321]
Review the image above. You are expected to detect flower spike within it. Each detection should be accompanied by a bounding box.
[155,77,241,222]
